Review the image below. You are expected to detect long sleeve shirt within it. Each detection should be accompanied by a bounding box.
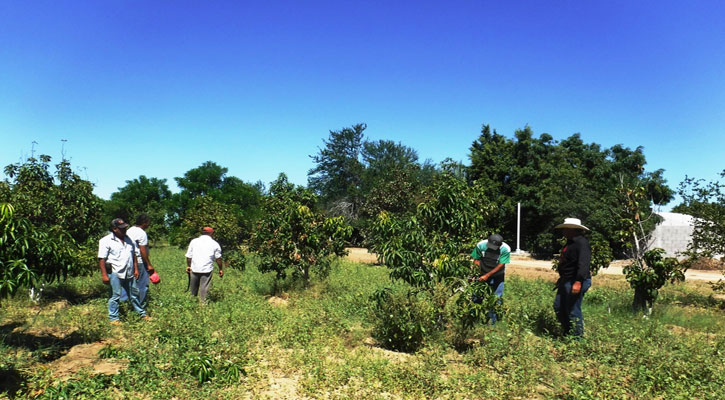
[558,235,591,283]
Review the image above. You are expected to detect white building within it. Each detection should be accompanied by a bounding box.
[648,212,695,258]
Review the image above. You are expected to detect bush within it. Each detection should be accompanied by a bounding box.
[370,288,436,353]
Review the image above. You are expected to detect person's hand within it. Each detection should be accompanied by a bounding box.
[478,274,490,282]
[571,281,582,295]
[134,269,139,280]
[147,266,154,273]
[101,274,110,285]
[219,269,224,278]
[186,266,191,274]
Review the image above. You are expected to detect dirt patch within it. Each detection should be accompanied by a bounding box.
[48,341,128,381]
[267,296,289,307]
[361,337,412,363]
[344,247,379,264]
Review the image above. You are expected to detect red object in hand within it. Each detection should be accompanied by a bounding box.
[149,272,161,284]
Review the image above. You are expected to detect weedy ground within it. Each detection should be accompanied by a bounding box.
[1,247,724,399]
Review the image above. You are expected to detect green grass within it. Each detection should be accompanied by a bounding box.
[1,247,724,399]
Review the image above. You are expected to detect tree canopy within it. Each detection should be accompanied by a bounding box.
[468,124,674,256]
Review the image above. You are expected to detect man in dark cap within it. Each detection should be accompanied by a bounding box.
[471,233,511,323]
[98,218,149,324]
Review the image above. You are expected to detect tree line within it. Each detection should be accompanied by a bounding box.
[1,123,723,301]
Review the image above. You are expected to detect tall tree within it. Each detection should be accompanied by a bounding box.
[106,175,172,239]
[308,123,366,217]
[467,125,674,256]
[170,162,262,240]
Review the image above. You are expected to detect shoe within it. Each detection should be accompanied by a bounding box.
[110,320,122,326]
[141,315,153,322]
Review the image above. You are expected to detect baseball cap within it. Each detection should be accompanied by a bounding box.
[202,226,214,234]
[111,218,130,229]
[487,233,503,250]
[149,272,161,284]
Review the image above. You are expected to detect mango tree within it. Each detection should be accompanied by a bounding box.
[615,180,687,314]
[249,174,351,292]
[366,172,500,350]
[0,203,74,302]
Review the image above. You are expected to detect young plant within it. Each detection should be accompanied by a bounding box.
[366,173,500,348]
[249,174,352,291]
[614,179,687,313]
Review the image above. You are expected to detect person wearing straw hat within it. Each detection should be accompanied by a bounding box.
[98,218,150,324]
[185,226,223,304]
[553,218,592,337]
[471,233,511,324]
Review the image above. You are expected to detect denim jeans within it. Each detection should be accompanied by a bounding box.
[108,272,145,321]
[553,278,592,337]
[473,278,505,324]
[120,264,149,308]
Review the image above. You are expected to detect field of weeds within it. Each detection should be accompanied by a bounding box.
[1,247,724,399]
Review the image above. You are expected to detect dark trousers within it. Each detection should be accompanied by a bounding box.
[553,278,592,337]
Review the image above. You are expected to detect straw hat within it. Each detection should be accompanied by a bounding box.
[554,218,589,231]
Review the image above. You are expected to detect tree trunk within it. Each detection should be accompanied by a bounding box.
[632,287,652,315]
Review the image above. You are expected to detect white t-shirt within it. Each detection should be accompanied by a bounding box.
[127,226,148,265]
[98,232,136,278]
[185,235,222,273]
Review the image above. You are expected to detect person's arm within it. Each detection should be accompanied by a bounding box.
[186,257,192,274]
[99,258,110,284]
[139,245,153,272]
[479,263,505,282]
[216,258,224,277]
[133,248,139,280]
[572,240,591,294]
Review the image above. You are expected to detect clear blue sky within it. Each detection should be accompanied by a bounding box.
[2,1,724,209]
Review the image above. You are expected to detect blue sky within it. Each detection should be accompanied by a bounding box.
[1,1,723,209]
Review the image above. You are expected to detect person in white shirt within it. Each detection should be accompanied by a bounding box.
[185,226,223,303]
[125,214,155,308]
[98,218,149,323]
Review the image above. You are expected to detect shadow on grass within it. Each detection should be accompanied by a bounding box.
[1,323,102,362]
[0,366,23,397]
[40,282,107,305]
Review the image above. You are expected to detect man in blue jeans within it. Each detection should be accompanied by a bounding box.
[471,233,511,324]
[553,218,592,337]
[98,218,150,324]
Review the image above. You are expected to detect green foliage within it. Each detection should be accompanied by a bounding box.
[249,174,352,289]
[1,247,724,399]
[614,180,684,312]
[170,161,262,236]
[624,248,687,312]
[468,124,674,256]
[370,288,436,353]
[0,203,76,299]
[368,173,496,289]
[366,173,500,349]
[105,175,172,239]
[175,196,244,250]
[0,153,103,297]
[675,170,725,291]
[2,155,104,245]
[308,123,366,215]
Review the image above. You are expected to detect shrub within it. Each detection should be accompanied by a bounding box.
[370,288,436,353]
[249,174,352,291]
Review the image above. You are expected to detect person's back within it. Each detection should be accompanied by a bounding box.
[185,227,224,304]
[186,234,222,273]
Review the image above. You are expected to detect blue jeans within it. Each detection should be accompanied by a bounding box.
[109,272,145,321]
[553,278,592,337]
[473,278,505,324]
[120,264,149,308]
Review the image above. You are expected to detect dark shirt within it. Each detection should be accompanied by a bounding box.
[558,235,591,283]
